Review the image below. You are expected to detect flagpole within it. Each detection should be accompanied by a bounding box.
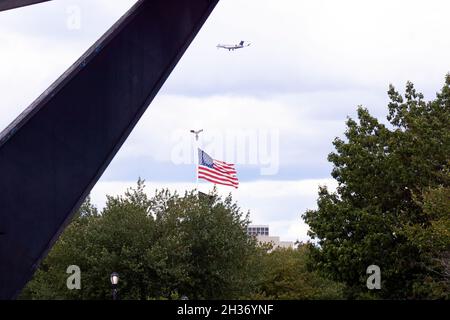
[195,136,199,191]
[190,129,203,193]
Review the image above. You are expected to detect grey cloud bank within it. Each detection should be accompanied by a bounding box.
[1,0,449,240]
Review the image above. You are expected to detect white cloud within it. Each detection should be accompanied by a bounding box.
[113,93,345,171]
[164,0,450,96]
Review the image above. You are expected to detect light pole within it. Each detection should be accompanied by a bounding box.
[110,272,119,300]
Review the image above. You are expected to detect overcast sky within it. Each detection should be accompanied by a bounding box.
[1,0,449,241]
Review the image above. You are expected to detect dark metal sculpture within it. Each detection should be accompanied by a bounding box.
[0,0,219,299]
[0,0,51,11]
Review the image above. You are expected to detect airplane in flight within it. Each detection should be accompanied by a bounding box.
[217,40,251,51]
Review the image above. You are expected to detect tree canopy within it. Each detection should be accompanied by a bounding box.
[22,182,257,299]
[303,75,450,299]
[21,181,342,300]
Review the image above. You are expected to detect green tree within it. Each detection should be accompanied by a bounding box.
[154,189,257,299]
[403,186,450,298]
[248,245,344,300]
[21,181,258,300]
[303,75,450,299]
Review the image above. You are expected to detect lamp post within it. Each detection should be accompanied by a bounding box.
[110,272,119,300]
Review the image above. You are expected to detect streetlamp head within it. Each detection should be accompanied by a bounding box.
[110,272,119,286]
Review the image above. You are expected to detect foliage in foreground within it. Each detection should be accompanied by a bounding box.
[21,182,343,300]
[22,183,255,299]
[247,245,344,300]
[303,75,450,299]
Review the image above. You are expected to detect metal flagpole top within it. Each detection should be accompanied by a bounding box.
[190,129,203,141]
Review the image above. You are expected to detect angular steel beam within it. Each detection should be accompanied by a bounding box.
[0,0,219,299]
[0,0,51,11]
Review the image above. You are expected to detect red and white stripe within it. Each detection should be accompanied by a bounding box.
[198,160,239,188]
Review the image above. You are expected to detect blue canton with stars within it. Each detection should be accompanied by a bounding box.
[198,149,214,169]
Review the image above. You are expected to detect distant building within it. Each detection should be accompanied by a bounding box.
[247,225,269,237]
[247,225,294,249]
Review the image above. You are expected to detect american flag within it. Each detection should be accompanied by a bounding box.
[198,149,239,188]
